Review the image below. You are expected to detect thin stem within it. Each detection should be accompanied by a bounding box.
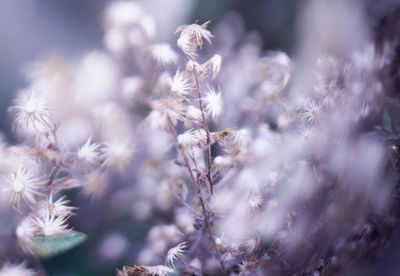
[47,165,60,188]
[191,61,214,195]
[167,119,226,275]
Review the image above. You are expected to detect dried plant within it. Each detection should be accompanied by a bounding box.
[1,1,400,275]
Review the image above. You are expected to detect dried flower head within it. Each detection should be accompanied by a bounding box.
[171,70,192,97]
[202,54,222,79]
[3,167,46,210]
[35,195,76,218]
[101,140,134,171]
[176,21,213,59]
[204,88,223,121]
[10,91,54,134]
[16,216,37,251]
[166,242,188,268]
[34,211,70,237]
[77,137,101,167]
[117,265,175,276]
[150,43,179,66]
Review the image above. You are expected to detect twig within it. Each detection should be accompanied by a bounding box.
[191,61,214,195]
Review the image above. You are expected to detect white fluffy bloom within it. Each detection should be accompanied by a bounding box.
[202,54,222,79]
[34,211,69,237]
[104,27,128,55]
[204,88,223,121]
[35,195,75,218]
[121,76,144,103]
[177,129,206,148]
[145,110,169,130]
[233,129,252,148]
[214,155,233,167]
[77,137,101,166]
[105,1,143,27]
[144,265,175,276]
[171,70,192,97]
[152,98,185,126]
[10,91,54,134]
[176,21,213,59]
[101,140,134,171]
[186,105,202,122]
[0,262,35,276]
[248,192,264,209]
[4,167,46,210]
[302,101,321,124]
[166,242,188,268]
[150,43,179,66]
[16,216,37,251]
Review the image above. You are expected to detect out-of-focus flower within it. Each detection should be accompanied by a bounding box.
[16,216,37,251]
[10,91,54,134]
[101,140,135,171]
[204,88,223,121]
[77,137,101,167]
[0,262,35,276]
[150,43,179,66]
[202,54,222,79]
[171,70,192,97]
[176,21,213,59]
[34,211,69,237]
[35,195,75,218]
[3,167,46,210]
[166,242,188,268]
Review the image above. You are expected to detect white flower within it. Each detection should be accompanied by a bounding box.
[121,76,144,102]
[204,88,223,121]
[176,21,213,59]
[4,167,46,210]
[0,262,35,276]
[145,110,169,130]
[150,43,179,66]
[77,137,101,166]
[248,192,264,209]
[104,27,128,55]
[16,216,37,251]
[171,70,192,97]
[177,129,206,148]
[186,105,202,122]
[101,140,134,171]
[35,195,76,218]
[10,91,54,134]
[166,242,188,268]
[214,156,233,167]
[233,129,252,148]
[105,1,143,27]
[144,265,175,276]
[34,211,69,237]
[202,54,222,79]
[152,97,185,126]
[302,101,321,124]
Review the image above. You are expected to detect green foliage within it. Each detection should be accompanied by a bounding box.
[29,230,87,260]
[383,109,393,133]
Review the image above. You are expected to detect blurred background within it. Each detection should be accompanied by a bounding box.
[1,0,400,275]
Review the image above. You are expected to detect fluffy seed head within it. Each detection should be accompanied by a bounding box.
[176,21,213,59]
[0,262,35,276]
[204,88,223,121]
[77,137,101,166]
[10,91,54,134]
[166,242,188,268]
[4,167,46,210]
[150,43,179,66]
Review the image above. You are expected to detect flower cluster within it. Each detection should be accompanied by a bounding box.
[1,1,399,275]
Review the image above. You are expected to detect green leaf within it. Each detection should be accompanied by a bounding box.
[29,230,88,259]
[383,109,393,133]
